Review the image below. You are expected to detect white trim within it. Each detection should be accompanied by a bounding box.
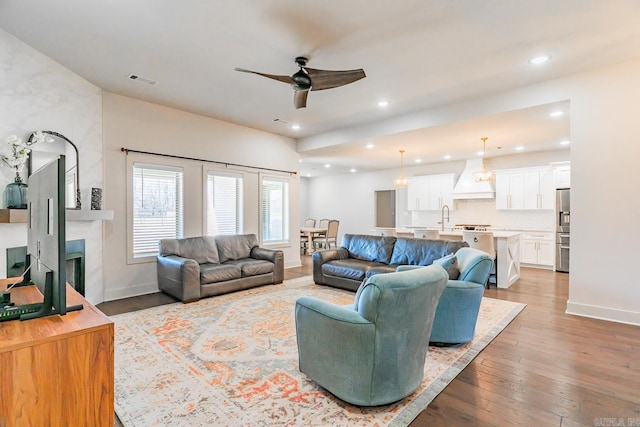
[566,300,640,326]
[104,280,159,302]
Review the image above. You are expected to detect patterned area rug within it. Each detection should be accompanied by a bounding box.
[112,276,525,426]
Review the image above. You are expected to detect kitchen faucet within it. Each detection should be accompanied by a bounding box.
[438,204,450,231]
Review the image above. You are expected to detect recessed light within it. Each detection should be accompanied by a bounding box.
[560,140,570,146]
[377,100,389,108]
[477,151,485,156]
[443,154,452,160]
[291,124,301,130]
[529,55,550,65]
[324,164,331,168]
[550,111,564,118]
[350,168,357,173]
[515,146,524,151]
[306,173,311,177]
[365,143,374,149]
[415,159,422,163]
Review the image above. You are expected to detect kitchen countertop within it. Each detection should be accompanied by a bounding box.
[400,225,553,233]
[396,227,522,238]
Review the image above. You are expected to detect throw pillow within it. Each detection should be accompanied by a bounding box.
[433,253,460,280]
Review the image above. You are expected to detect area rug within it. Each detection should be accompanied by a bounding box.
[112,276,525,426]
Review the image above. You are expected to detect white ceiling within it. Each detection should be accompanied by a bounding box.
[2,1,640,176]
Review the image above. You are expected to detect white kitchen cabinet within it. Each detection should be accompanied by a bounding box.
[495,172,524,210]
[407,176,429,210]
[427,174,455,210]
[521,231,555,267]
[496,167,554,210]
[407,174,455,211]
[524,169,555,210]
[555,164,571,189]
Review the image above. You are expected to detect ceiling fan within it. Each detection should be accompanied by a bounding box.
[235,56,366,109]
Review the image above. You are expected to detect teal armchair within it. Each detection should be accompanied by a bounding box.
[294,265,449,406]
[399,247,493,345]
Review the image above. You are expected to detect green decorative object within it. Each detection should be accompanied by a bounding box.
[5,174,28,209]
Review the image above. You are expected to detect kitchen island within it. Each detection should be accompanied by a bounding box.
[396,228,521,288]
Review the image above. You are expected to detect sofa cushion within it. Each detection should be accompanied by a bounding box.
[215,234,259,263]
[160,236,219,264]
[200,263,241,284]
[433,253,461,280]
[390,238,468,266]
[322,259,390,281]
[365,265,397,278]
[342,234,396,264]
[224,259,274,276]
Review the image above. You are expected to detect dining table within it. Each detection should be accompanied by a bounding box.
[300,227,328,254]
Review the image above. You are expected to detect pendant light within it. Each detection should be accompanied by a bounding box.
[474,137,495,182]
[393,149,409,188]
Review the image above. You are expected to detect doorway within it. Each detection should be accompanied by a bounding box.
[375,190,396,227]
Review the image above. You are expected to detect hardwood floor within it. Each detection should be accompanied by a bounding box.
[98,259,640,426]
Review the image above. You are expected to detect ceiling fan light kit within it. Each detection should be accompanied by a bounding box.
[235,56,366,109]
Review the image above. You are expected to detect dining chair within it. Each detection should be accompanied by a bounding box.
[300,219,317,255]
[413,229,440,239]
[313,220,339,250]
[314,218,329,238]
[462,231,496,287]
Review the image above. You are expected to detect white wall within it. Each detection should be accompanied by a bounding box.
[102,93,300,301]
[303,58,640,325]
[0,29,105,304]
[565,60,640,325]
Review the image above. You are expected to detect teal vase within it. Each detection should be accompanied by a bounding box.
[5,175,28,209]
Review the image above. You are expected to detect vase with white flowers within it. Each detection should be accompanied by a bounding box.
[1,131,49,208]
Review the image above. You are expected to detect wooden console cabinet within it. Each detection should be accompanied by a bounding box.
[0,281,114,426]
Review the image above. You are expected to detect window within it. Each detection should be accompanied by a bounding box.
[261,176,289,244]
[132,163,184,258]
[206,171,243,236]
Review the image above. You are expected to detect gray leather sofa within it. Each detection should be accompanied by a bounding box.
[313,234,468,291]
[157,234,284,302]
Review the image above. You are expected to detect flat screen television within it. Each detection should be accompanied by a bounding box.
[21,155,82,319]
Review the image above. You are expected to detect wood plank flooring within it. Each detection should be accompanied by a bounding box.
[98,258,640,426]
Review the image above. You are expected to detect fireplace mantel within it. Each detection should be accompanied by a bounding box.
[0,208,113,223]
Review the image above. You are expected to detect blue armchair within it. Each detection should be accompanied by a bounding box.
[294,265,449,406]
[400,247,493,345]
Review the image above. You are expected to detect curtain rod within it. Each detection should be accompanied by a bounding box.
[120,147,297,175]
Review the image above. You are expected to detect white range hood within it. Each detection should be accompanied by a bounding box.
[452,159,495,200]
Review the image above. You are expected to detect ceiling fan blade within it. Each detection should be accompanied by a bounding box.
[234,68,295,85]
[304,67,366,91]
[294,89,309,109]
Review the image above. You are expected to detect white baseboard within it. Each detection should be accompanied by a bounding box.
[285,260,302,269]
[104,281,159,302]
[566,300,640,326]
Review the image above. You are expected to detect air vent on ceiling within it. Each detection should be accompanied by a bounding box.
[127,74,158,86]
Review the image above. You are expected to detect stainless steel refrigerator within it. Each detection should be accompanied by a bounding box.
[555,188,570,273]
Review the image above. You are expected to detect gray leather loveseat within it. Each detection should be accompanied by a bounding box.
[157,234,284,302]
[313,234,468,291]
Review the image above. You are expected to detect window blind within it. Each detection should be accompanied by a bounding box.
[261,176,289,243]
[207,172,243,236]
[132,164,184,257]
